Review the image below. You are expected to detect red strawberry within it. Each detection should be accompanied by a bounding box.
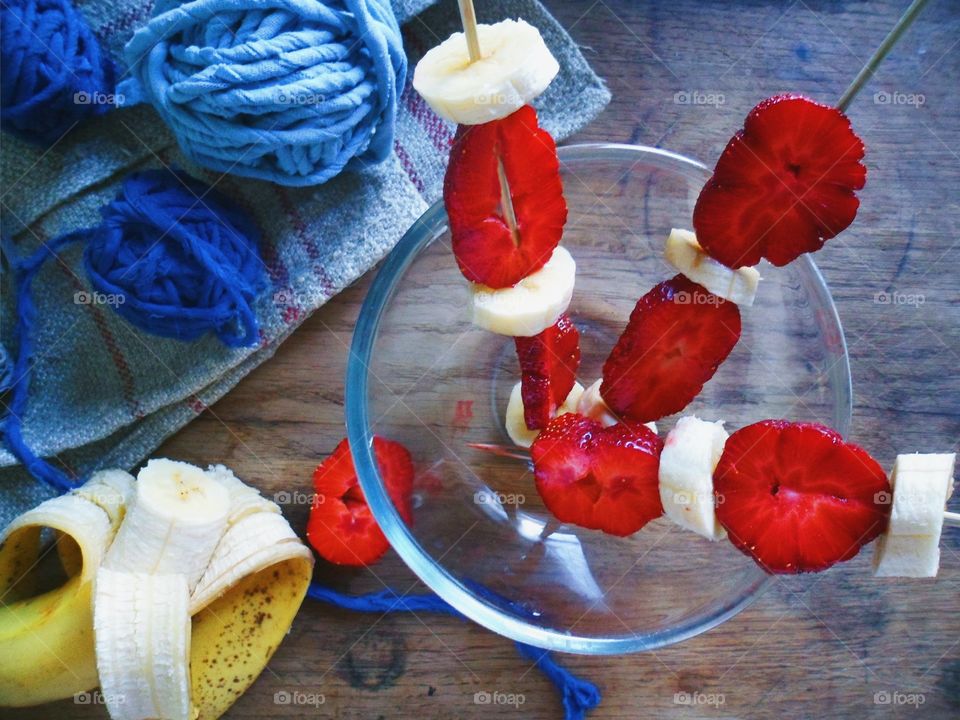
[531,413,663,536]
[444,105,567,288]
[714,420,891,574]
[515,314,581,430]
[601,275,741,423]
[693,94,866,268]
[307,437,414,566]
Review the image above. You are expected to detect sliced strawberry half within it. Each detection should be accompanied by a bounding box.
[714,420,891,574]
[693,94,866,268]
[515,313,581,430]
[600,275,741,423]
[307,436,414,566]
[531,413,663,536]
[444,105,567,288]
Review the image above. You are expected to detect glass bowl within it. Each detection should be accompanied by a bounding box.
[346,143,852,654]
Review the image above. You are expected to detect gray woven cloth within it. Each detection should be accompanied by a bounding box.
[0,0,610,525]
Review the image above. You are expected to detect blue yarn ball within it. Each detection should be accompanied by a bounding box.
[0,0,115,145]
[84,169,266,347]
[121,0,407,186]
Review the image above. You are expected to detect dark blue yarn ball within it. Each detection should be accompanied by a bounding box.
[1,0,115,145]
[84,170,266,347]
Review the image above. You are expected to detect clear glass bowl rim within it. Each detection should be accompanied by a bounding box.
[346,142,853,654]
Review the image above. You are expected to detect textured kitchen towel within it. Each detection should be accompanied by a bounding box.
[0,0,610,524]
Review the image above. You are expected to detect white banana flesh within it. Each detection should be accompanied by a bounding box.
[505,381,584,448]
[576,379,657,434]
[94,569,191,720]
[873,452,956,577]
[413,19,559,125]
[104,458,230,589]
[470,246,576,336]
[658,416,728,541]
[664,228,760,306]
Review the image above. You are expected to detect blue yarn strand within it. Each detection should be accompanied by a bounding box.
[0,0,116,145]
[119,0,407,186]
[307,584,602,720]
[2,232,89,492]
[1,169,265,492]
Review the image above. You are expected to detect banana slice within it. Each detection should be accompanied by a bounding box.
[873,452,955,577]
[105,459,230,589]
[94,569,191,720]
[873,534,941,578]
[470,246,575,336]
[664,228,760,306]
[206,463,282,524]
[505,381,584,448]
[659,416,728,541]
[0,492,113,706]
[576,379,658,434]
[413,19,559,125]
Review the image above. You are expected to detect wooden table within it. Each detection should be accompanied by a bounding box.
[23,1,959,718]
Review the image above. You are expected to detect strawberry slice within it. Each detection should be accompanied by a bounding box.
[444,105,567,288]
[601,275,741,423]
[714,420,891,574]
[515,313,581,430]
[693,94,866,268]
[307,437,414,566]
[531,413,663,536]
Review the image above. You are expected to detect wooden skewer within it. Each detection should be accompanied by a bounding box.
[467,442,531,462]
[836,0,931,112]
[456,0,521,244]
[457,0,483,63]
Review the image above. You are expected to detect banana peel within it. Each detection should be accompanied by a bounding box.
[0,493,112,706]
[0,465,314,719]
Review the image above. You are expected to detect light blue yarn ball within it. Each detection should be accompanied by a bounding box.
[120,0,406,186]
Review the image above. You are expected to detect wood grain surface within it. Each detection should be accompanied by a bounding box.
[11,0,959,718]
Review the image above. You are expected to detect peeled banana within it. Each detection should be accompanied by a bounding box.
[0,459,314,719]
[413,18,559,125]
[470,245,576,336]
